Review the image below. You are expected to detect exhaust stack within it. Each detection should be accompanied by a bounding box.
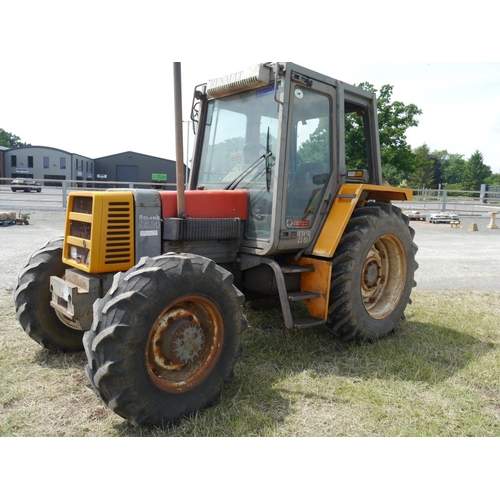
[173,62,186,217]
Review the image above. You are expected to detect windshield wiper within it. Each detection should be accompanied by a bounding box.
[265,127,271,192]
[224,151,272,190]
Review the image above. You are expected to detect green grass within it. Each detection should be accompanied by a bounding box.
[1,289,499,436]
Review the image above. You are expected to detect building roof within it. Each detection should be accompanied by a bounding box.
[94,150,172,162]
[3,145,93,159]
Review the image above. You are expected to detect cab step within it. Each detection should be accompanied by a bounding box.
[288,291,320,302]
[293,317,326,329]
[280,264,314,274]
[258,257,328,330]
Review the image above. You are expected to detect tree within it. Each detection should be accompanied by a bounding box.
[462,150,491,192]
[346,83,422,185]
[485,173,500,186]
[409,144,435,188]
[442,152,466,186]
[0,128,30,148]
[429,151,445,188]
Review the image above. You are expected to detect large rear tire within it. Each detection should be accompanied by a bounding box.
[14,238,85,351]
[327,202,418,342]
[84,253,247,426]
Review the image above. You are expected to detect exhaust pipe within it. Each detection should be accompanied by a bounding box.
[173,62,186,217]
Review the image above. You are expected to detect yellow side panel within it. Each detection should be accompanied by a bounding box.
[62,191,135,273]
[312,184,412,259]
[296,256,332,321]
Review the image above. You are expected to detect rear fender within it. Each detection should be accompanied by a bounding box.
[312,184,412,259]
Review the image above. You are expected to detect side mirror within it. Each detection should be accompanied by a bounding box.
[312,173,329,185]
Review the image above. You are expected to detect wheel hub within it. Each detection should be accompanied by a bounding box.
[162,318,205,364]
[362,248,383,296]
[363,259,381,289]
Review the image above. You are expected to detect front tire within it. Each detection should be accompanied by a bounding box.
[14,238,85,351]
[84,253,247,426]
[327,202,418,341]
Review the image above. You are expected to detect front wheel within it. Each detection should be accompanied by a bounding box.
[84,253,247,426]
[14,238,85,351]
[327,202,418,342]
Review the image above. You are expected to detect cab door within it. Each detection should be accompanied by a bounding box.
[277,77,337,252]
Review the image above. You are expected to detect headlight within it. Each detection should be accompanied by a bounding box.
[69,245,90,265]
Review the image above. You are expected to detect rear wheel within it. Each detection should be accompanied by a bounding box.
[327,202,418,341]
[14,238,85,351]
[84,253,247,426]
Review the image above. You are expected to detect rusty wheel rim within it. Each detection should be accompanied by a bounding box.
[147,295,224,393]
[361,234,407,319]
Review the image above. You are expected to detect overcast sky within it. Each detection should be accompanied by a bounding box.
[2,1,499,172]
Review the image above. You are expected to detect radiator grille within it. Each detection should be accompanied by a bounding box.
[104,201,133,265]
[174,218,241,240]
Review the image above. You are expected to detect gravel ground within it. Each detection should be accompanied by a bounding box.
[1,210,67,294]
[1,209,499,294]
[410,215,500,292]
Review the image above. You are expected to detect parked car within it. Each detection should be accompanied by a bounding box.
[10,179,42,193]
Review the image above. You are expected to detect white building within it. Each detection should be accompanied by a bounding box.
[3,146,94,185]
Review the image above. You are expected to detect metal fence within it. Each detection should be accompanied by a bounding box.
[2,177,500,215]
[407,187,500,216]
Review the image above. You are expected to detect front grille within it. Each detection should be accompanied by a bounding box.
[64,191,134,273]
[104,201,133,265]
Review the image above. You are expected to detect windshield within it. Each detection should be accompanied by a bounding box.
[197,85,279,189]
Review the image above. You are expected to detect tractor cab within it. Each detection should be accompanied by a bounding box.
[190,62,382,256]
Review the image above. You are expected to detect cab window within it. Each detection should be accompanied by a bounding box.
[285,87,331,226]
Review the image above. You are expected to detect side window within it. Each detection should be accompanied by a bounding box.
[344,101,373,180]
[285,87,331,223]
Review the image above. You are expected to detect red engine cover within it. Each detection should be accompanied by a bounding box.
[160,190,248,220]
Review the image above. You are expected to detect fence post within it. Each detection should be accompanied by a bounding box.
[62,180,67,209]
[441,190,447,211]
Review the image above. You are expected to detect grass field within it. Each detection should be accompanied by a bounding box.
[1,288,499,437]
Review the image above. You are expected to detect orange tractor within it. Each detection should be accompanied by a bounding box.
[15,62,417,425]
